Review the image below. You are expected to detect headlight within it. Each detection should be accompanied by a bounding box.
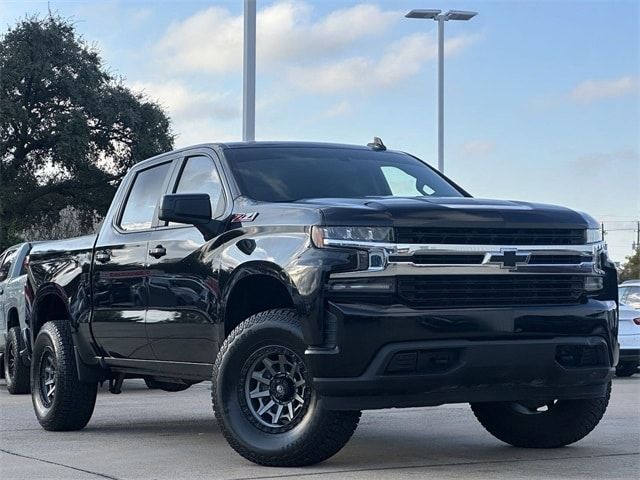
[586,228,603,244]
[311,226,393,248]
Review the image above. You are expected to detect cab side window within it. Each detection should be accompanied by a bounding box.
[119,162,172,231]
[174,156,225,218]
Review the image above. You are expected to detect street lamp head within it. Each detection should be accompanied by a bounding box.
[405,9,441,19]
[445,10,478,21]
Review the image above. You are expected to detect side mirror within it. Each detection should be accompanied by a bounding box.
[159,193,211,225]
[159,194,224,240]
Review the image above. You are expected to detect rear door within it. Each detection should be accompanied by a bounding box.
[91,160,174,359]
[145,151,228,363]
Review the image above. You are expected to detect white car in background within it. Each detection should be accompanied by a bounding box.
[619,280,640,309]
[616,302,640,377]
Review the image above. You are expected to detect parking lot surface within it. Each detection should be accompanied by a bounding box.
[1,376,638,480]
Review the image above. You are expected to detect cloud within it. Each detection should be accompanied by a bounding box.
[569,75,638,104]
[461,140,495,156]
[287,32,478,94]
[131,80,240,147]
[172,120,238,148]
[570,149,639,171]
[324,100,353,117]
[131,80,239,121]
[156,2,400,74]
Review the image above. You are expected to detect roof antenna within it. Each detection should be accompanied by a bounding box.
[367,137,386,151]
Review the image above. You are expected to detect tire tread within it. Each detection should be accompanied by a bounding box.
[471,383,611,448]
[5,326,30,394]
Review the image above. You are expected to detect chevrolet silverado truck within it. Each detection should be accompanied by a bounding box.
[25,140,619,466]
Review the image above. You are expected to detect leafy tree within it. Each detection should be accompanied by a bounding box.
[0,15,174,250]
[619,247,640,283]
[21,205,103,242]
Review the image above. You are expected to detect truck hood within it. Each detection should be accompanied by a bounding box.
[295,197,596,229]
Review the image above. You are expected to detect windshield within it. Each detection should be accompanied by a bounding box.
[619,286,640,307]
[224,147,465,202]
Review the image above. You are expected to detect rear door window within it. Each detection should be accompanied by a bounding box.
[120,162,172,231]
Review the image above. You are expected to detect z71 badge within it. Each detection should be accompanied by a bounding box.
[231,212,258,223]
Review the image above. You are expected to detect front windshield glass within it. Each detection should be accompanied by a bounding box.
[619,286,640,307]
[224,147,465,202]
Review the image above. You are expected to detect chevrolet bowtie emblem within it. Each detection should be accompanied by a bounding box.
[484,249,531,269]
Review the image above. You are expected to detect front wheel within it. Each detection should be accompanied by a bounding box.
[212,309,361,467]
[31,321,98,431]
[4,326,30,394]
[615,362,638,377]
[471,383,611,448]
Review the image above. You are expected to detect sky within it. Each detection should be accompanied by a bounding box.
[2,0,639,262]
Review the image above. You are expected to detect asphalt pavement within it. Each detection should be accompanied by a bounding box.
[1,376,639,480]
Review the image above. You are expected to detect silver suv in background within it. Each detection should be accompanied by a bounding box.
[1,242,37,393]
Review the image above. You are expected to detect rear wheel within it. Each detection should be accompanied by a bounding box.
[31,321,98,431]
[4,326,30,394]
[212,309,361,467]
[471,382,611,448]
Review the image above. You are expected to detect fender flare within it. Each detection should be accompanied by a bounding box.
[221,261,303,316]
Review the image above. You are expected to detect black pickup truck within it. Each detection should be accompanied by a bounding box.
[25,141,618,466]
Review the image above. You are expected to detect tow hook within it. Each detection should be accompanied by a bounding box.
[108,374,125,394]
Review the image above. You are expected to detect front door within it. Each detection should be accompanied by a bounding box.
[91,160,173,359]
[145,153,227,364]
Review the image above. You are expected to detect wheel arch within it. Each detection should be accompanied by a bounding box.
[222,262,299,336]
[30,284,72,346]
[6,307,20,330]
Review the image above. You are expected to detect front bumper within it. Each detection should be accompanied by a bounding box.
[307,299,618,410]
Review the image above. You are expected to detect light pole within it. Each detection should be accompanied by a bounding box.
[243,0,256,142]
[406,9,477,173]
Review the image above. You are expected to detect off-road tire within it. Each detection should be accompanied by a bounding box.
[212,308,361,467]
[144,377,191,392]
[31,321,98,431]
[471,382,611,448]
[4,326,30,394]
[615,362,638,377]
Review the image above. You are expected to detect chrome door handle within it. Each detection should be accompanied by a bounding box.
[95,252,111,263]
[149,246,167,259]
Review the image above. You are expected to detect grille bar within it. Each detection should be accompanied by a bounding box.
[389,254,592,265]
[395,227,586,245]
[388,254,485,264]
